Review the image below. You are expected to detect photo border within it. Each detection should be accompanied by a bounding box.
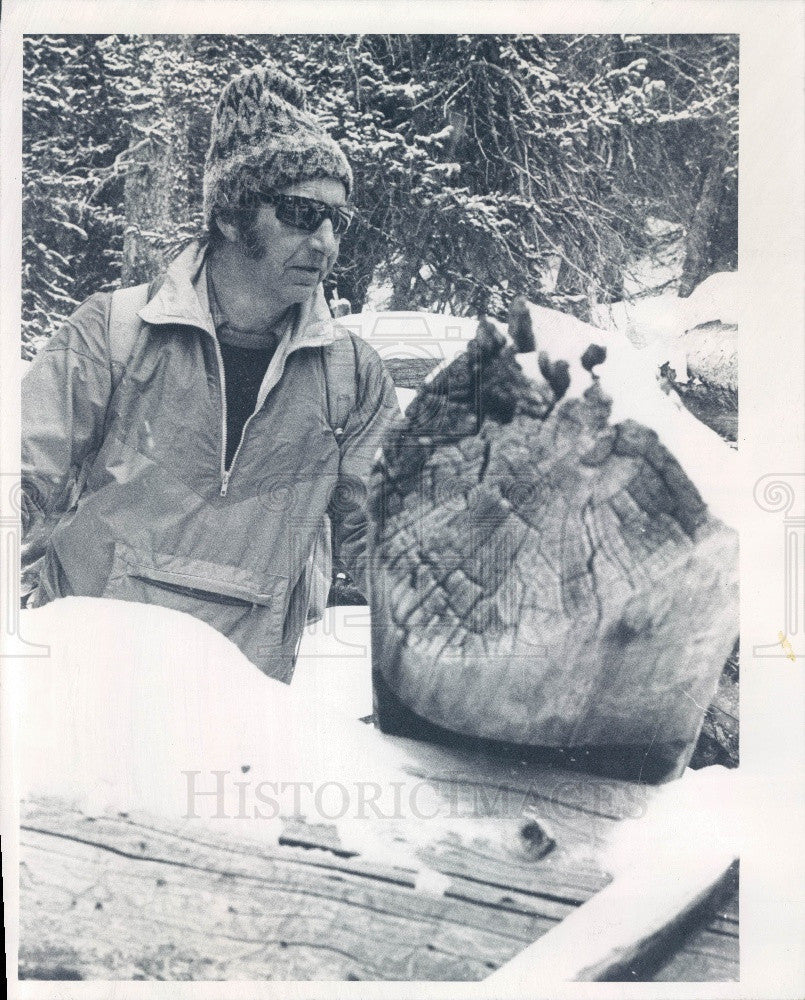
[2,3,803,998]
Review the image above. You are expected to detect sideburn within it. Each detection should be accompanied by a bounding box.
[239,218,268,261]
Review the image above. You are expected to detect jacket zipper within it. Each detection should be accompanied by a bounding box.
[213,326,332,499]
[212,338,231,496]
[222,411,260,498]
[214,339,256,499]
[212,336,281,498]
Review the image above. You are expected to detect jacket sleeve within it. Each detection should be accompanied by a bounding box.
[21,293,114,600]
[328,335,402,597]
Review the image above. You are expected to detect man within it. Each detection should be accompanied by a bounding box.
[21,64,400,682]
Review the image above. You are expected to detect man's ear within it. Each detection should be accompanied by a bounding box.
[213,212,239,245]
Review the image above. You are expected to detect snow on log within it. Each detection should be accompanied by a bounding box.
[590,271,737,386]
[12,597,578,879]
[11,597,431,866]
[590,273,738,440]
[368,299,738,767]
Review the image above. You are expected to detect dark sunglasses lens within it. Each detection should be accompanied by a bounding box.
[273,195,352,236]
[272,199,312,232]
[296,202,327,233]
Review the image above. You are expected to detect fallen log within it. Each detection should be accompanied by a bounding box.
[486,763,740,984]
[672,319,738,441]
[9,598,737,981]
[369,300,738,777]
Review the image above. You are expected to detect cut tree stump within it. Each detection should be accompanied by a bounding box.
[369,308,738,775]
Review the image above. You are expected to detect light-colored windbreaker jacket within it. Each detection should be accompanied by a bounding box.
[21,242,400,681]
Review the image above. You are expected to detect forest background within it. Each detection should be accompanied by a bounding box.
[21,32,738,359]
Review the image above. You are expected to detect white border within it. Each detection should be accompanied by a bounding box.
[2,3,804,998]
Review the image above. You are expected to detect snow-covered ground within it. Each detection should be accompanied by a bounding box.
[591,271,738,389]
[293,604,373,718]
[11,598,450,874]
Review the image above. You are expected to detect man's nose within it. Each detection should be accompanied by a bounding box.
[308,218,340,255]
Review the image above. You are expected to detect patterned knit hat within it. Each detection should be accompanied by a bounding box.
[203,64,353,229]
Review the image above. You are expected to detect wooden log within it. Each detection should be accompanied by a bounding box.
[12,597,738,982]
[671,320,738,441]
[484,857,738,985]
[18,790,737,982]
[369,304,738,774]
[18,798,575,981]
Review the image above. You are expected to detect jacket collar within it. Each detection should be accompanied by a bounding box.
[138,240,343,350]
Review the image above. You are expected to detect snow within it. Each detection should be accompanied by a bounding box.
[11,597,499,884]
[592,293,691,376]
[13,599,408,836]
[591,271,739,385]
[292,605,373,719]
[606,764,740,878]
[681,271,739,328]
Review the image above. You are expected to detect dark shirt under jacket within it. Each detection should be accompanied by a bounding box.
[207,268,297,469]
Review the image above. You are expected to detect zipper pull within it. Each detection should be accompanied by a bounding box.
[220,470,231,497]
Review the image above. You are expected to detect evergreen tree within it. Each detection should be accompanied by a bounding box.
[22,33,739,357]
[23,35,129,356]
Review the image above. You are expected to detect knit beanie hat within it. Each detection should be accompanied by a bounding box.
[203,64,353,229]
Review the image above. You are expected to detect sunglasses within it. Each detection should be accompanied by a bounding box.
[259,191,354,238]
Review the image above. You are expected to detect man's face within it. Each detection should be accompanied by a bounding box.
[237,177,347,306]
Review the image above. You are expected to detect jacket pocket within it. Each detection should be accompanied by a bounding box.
[127,565,277,607]
[104,544,290,674]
